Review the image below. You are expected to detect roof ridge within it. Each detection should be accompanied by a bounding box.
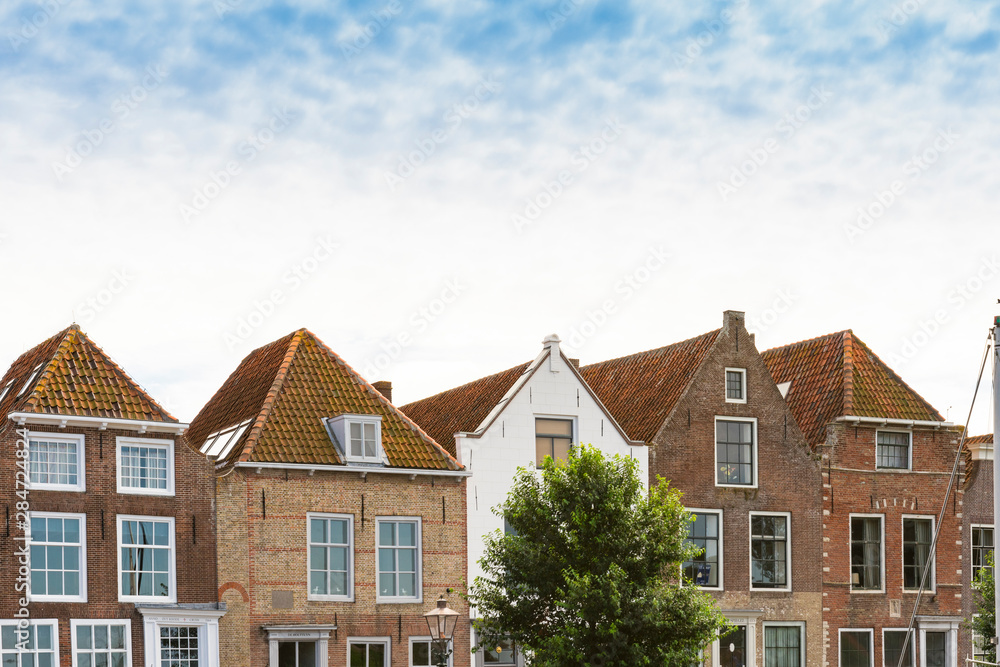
[842,330,854,415]
[20,327,74,413]
[762,329,852,355]
[849,334,944,421]
[304,329,462,471]
[581,328,721,369]
[236,329,305,463]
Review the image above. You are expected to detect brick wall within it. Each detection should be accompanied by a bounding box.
[652,312,825,666]
[216,467,470,667]
[0,421,218,667]
[961,455,993,660]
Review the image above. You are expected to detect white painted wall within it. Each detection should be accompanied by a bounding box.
[460,338,649,591]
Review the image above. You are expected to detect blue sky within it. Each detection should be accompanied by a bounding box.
[1,0,998,431]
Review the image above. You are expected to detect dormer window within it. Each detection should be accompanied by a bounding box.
[326,414,384,464]
[725,368,747,403]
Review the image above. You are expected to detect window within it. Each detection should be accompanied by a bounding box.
[924,632,946,667]
[839,630,872,667]
[850,515,883,591]
[535,418,573,467]
[410,638,450,667]
[29,512,86,601]
[117,437,174,496]
[725,368,747,403]
[715,418,756,486]
[751,513,790,590]
[326,414,384,464]
[278,640,316,666]
[684,510,722,589]
[972,526,994,583]
[1,620,58,667]
[0,378,14,404]
[71,620,131,667]
[349,638,390,667]
[882,629,913,667]
[482,637,516,665]
[28,432,85,491]
[376,518,421,602]
[719,626,747,667]
[308,513,354,601]
[876,431,911,470]
[972,623,989,662]
[764,623,803,667]
[902,517,934,590]
[117,515,176,602]
[159,627,200,667]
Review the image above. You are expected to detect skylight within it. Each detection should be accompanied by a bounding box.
[18,363,43,397]
[0,379,14,404]
[201,419,253,459]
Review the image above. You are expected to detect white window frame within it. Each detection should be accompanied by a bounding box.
[762,621,805,667]
[70,619,133,667]
[534,415,577,468]
[875,429,912,471]
[0,619,60,666]
[713,416,758,488]
[881,628,914,667]
[713,614,761,667]
[306,512,354,602]
[375,517,422,603]
[116,514,177,604]
[348,637,391,667]
[724,367,747,404]
[971,524,994,584]
[116,437,175,496]
[916,617,959,667]
[901,514,935,593]
[749,511,792,592]
[684,507,724,591]
[28,511,88,603]
[971,616,989,662]
[838,628,873,667]
[849,513,885,593]
[27,431,86,492]
[138,607,225,667]
[474,631,520,667]
[409,636,453,667]
[327,414,384,464]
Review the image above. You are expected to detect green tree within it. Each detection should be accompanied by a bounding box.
[469,446,728,667]
[973,551,996,663]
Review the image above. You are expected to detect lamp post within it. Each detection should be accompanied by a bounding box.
[424,595,459,667]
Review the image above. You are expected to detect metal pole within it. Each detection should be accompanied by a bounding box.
[993,316,1000,643]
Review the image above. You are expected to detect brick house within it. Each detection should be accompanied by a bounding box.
[0,324,222,667]
[184,328,470,667]
[762,330,964,667]
[401,334,647,667]
[581,310,825,667]
[960,434,993,663]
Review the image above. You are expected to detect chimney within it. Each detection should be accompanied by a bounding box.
[542,334,561,372]
[373,381,392,402]
[569,358,580,369]
[723,310,746,333]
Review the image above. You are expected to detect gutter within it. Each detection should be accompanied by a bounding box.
[8,411,187,435]
[232,461,471,479]
[835,415,954,429]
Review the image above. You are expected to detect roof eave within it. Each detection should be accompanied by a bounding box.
[9,411,187,434]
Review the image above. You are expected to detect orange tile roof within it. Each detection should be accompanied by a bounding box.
[186,329,461,471]
[965,434,992,446]
[579,330,721,444]
[962,434,992,489]
[400,362,531,456]
[761,330,943,445]
[0,324,177,423]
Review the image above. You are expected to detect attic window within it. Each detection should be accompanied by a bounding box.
[325,415,384,464]
[725,368,747,404]
[201,419,253,459]
[19,363,44,397]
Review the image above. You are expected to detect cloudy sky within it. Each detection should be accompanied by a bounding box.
[1,0,998,433]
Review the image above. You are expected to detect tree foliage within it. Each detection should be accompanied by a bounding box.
[469,446,727,666]
[973,550,996,663]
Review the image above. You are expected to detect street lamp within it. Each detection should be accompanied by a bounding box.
[424,595,459,667]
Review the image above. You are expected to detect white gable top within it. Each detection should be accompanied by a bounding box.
[777,381,791,398]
